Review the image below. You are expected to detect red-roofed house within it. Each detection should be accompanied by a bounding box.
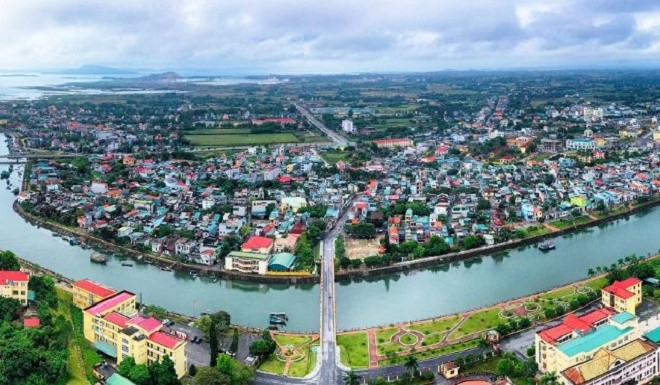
[0,271,29,305]
[23,318,40,328]
[601,277,642,314]
[373,138,413,148]
[241,236,274,254]
[72,279,117,309]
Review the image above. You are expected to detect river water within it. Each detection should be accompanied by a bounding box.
[0,133,658,332]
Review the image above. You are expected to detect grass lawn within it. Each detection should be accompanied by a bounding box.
[408,316,460,336]
[375,327,399,344]
[421,332,446,346]
[525,226,552,238]
[463,355,535,385]
[186,128,253,135]
[273,334,313,348]
[379,338,480,366]
[400,333,418,345]
[258,357,286,375]
[287,343,318,378]
[377,342,404,356]
[551,215,592,229]
[585,277,609,291]
[448,308,501,340]
[320,151,350,164]
[186,132,300,146]
[337,332,369,368]
[540,285,576,301]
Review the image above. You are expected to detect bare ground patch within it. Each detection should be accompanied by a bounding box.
[345,237,383,260]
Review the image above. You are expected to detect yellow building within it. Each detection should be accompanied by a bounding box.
[601,277,642,315]
[83,291,187,378]
[0,271,29,305]
[535,309,640,375]
[72,279,116,309]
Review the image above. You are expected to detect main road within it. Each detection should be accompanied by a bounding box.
[293,103,349,144]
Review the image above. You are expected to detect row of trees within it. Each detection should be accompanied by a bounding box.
[118,356,180,385]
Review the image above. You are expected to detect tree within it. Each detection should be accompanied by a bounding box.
[216,353,254,385]
[194,367,230,385]
[149,356,180,385]
[0,297,20,322]
[118,356,137,378]
[403,355,419,377]
[541,372,559,385]
[0,250,20,270]
[462,235,485,250]
[229,329,239,354]
[128,364,151,385]
[210,318,219,367]
[496,357,515,376]
[344,370,361,385]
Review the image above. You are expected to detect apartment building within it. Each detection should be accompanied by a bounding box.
[83,291,187,378]
[535,309,640,375]
[225,251,270,275]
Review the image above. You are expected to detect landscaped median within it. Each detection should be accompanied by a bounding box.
[258,333,320,378]
[335,273,613,369]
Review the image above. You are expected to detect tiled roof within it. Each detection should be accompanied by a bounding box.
[148,331,181,349]
[0,271,29,284]
[104,312,130,328]
[562,339,654,384]
[73,279,116,298]
[85,291,135,316]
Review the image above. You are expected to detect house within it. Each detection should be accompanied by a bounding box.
[82,291,187,378]
[224,251,270,275]
[72,279,116,309]
[280,197,307,213]
[601,277,642,315]
[241,236,274,254]
[535,309,639,375]
[0,271,29,305]
[440,361,460,379]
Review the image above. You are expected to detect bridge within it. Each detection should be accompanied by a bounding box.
[294,103,350,145]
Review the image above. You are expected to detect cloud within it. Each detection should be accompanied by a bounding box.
[1,0,660,73]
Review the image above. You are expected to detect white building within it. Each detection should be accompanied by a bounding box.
[566,138,596,151]
[224,251,270,275]
[341,119,354,133]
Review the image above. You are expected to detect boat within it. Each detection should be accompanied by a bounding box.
[52,233,61,238]
[269,312,288,325]
[69,237,80,246]
[538,241,556,251]
[12,187,18,195]
[90,252,107,264]
[121,263,134,267]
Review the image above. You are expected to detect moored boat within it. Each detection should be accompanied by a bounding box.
[90,252,107,264]
[539,240,556,251]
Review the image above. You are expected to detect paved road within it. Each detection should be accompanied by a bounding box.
[294,103,349,144]
[319,233,339,385]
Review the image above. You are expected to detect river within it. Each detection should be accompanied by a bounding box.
[0,133,659,332]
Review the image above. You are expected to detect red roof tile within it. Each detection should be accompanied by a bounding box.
[104,312,130,328]
[0,271,28,284]
[242,236,273,250]
[128,316,162,333]
[73,279,116,298]
[23,318,40,328]
[85,291,135,316]
[603,278,641,300]
[148,331,181,349]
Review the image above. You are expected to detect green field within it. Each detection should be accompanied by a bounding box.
[337,332,369,368]
[188,128,253,135]
[186,133,301,146]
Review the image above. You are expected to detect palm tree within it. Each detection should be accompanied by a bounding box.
[587,268,595,277]
[344,370,360,385]
[404,355,419,377]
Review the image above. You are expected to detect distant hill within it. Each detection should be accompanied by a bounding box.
[57,65,137,75]
[138,71,182,82]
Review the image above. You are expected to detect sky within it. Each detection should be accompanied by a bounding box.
[2,0,660,74]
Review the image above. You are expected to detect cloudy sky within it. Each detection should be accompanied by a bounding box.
[3,0,660,74]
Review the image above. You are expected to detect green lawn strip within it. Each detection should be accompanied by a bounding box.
[419,332,446,347]
[320,151,349,164]
[407,316,461,336]
[375,327,399,344]
[377,342,405,357]
[258,357,286,375]
[585,277,609,291]
[337,332,369,369]
[185,133,300,146]
[66,340,88,385]
[378,338,480,367]
[448,308,502,340]
[287,344,319,378]
[273,334,313,348]
[399,333,418,345]
[551,215,592,229]
[539,285,576,301]
[186,128,253,135]
[525,226,552,237]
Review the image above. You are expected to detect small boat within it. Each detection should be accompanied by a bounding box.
[69,237,80,246]
[90,252,107,264]
[269,312,288,325]
[539,241,556,251]
[121,263,134,267]
[12,187,18,195]
[52,233,61,238]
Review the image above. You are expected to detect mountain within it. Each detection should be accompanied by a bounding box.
[137,72,182,82]
[57,65,137,75]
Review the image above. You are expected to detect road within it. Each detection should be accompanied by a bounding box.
[294,103,349,144]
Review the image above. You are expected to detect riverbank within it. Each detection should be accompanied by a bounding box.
[13,200,318,285]
[336,196,660,281]
[335,252,659,368]
[14,192,660,287]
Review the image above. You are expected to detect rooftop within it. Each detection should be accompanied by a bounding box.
[558,324,634,357]
[609,311,635,325]
[72,279,116,298]
[0,271,29,284]
[85,291,135,316]
[148,331,181,349]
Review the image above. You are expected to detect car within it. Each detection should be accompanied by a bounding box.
[194,336,202,344]
[162,319,171,326]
